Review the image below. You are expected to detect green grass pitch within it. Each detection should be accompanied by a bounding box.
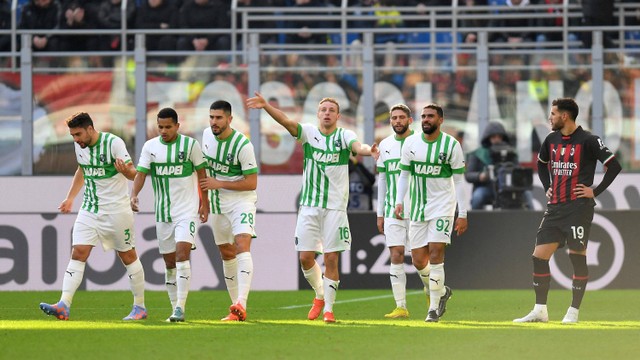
[2,289,639,359]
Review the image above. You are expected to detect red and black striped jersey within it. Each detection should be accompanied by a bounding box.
[538,126,615,205]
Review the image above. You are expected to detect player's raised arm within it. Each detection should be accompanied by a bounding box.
[246,91,299,137]
[351,141,379,159]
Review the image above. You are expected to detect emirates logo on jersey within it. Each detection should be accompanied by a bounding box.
[226,153,234,163]
[178,151,185,160]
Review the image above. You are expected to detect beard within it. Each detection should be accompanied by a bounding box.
[422,123,437,135]
[393,124,409,135]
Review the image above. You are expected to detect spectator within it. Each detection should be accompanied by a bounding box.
[236,0,278,47]
[134,0,178,52]
[0,0,10,52]
[176,0,231,52]
[488,0,536,44]
[19,0,61,52]
[96,0,135,51]
[285,0,330,45]
[57,0,100,52]
[347,156,376,211]
[535,0,579,47]
[580,0,614,49]
[458,0,488,44]
[373,0,405,44]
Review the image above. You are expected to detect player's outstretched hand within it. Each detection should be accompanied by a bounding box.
[246,92,267,109]
[371,143,380,161]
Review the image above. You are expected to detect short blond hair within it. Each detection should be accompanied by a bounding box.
[319,98,340,113]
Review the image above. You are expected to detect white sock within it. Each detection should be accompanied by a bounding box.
[222,258,238,304]
[323,277,340,313]
[417,264,431,294]
[428,263,445,311]
[302,262,324,299]
[176,260,191,310]
[60,259,86,307]
[236,252,253,309]
[125,259,145,308]
[165,267,177,310]
[389,263,407,309]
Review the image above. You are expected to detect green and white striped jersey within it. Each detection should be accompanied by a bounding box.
[137,134,207,222]
[376,131,413,219]
[75,132,131,214]
[297,123,357,210]
[399,132,465,221]
[202,127,258,213]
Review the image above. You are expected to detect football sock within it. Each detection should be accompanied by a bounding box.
[569,253,588,309]
[222,258,239,304]
[165,267,177,309]
[302,261,324,299]
[532,256,551,305]
[60,259,86,307]
[323,276,340,313]
[176,260,191,310]
[125,258,145,308]
[389,263,407,308]
[236,252,253,308]
[428,263,445,311]
[417,263,431,293]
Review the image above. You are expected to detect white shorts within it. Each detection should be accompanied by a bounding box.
[210,202,257,246]
[156,217,198,254]
[295,206,351,254]
[73,209,135,252]
[409,216,454,249]
[383,217,410,248]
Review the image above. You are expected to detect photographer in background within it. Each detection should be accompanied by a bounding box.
[466,121,532,209]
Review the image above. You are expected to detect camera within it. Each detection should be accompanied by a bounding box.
[489,143,533,209]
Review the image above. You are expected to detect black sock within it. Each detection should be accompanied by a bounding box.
[569,253,588,309]
[532,256,551,305]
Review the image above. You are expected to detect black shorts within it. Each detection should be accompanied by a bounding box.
[536,198,595,251]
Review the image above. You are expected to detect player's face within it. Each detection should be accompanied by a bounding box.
[69,126,94,148]
[317,101,340,130]
[390,109,412,135]
[209,109,232,136]
[421,108,442,135]
[549,105,566,131]
[157,117,179,143]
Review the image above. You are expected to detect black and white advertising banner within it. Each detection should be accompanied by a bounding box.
[304,211,640,290]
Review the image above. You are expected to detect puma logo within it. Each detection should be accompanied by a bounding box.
[410,151,415,155]
[224,276,235,281]
[65,271,74,277]
[329,284,338,291]
[165,282,176,286]
[390,274,398,278]
[314,136,320,142]
[429,278,440,285]
[179,276,190,280]
[240,270,251,276]
[385,150,390,154]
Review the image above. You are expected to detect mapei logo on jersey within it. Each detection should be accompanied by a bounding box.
[83,167,106,177]
[178,151,185,160]
[387,161,400,172]
[210,162,230,173]
[313,151,340,164]
[414,164,442,175]
[226,153,234,163]
[156,165,184,176]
